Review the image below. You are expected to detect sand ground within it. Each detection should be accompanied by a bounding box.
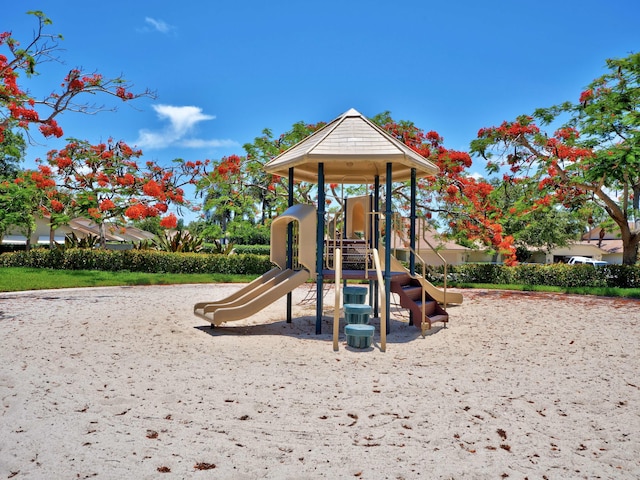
[1,283,639,479]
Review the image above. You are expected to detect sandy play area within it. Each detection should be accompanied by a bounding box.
[1,283,639,479]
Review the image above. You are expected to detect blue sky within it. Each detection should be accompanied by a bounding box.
[5,1,639,221]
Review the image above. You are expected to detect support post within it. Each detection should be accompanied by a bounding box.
[373,176,380,318]
[384,163,392,334]
[315,163,325,334]
[409,168,417,326]
[286,168,294,323]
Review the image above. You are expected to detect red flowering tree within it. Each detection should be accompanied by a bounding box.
[1,11,153,147]
[43,138,209,247]
[471,53,640,265]
[371,112,517,264]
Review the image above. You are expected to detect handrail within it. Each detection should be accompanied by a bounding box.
[332,248,342,351]
[417,217,449,309]
[370,248,386,352]
[407,245,429,334]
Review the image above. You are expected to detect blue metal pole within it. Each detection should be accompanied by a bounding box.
[373,176,380,318]
[316,163,325,334]
[385,163,392,334]
[409,168,417,326]
[286,167,294,323]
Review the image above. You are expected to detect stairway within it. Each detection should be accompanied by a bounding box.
[390,273,449,333]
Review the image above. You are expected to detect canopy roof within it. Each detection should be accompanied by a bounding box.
[263,108,439,183]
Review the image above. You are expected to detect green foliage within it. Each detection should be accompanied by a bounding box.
[64,232,99,249]
[203,239,235,255]
[185,219,222,243]
[153,229,203,253]
[0,249,273,275]
[448,263,640,289]
[0,130,26,179]
[226,220,271,245]
[229,244,271,255]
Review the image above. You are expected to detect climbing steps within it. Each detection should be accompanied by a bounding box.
[390,273,449,334]
[342,286,374,348]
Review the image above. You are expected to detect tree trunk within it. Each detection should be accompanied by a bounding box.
[99,222,107,249]
[25,226,32,252]
[619,223,640,265]
[622,234,639,265]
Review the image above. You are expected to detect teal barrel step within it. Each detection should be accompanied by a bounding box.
[343,285,368,305]
[344,303,372,324]
[345,323,375,349]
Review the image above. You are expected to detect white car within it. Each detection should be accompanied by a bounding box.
[567,256,608,267]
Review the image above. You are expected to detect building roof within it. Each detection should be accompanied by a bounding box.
[2,216,156,246]
[69,218,126,242]
[263,108,440,183]
[388,224,469,252]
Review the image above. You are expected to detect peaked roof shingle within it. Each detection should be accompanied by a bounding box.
[264,108,439,183]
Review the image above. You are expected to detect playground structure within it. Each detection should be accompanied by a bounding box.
[194,108,464,351]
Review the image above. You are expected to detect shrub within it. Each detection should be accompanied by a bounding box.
[229,244,271,255]
[0,249,272,275]
[447,262,640,288]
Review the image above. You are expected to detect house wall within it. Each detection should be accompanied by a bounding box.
[416,249,467,266]
[466,250,497,264]
[3,217,71,245]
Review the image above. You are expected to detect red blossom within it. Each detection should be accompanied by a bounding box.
[159,213,177,229]
[125,204,147,220]
[143,180,163,197]
[99,199,116,211]
[579,89,593,103]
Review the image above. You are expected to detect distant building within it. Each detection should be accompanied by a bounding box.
[527,225,629,265]
[1,216,155,250]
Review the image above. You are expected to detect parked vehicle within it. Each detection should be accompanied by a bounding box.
[567,256,608,267]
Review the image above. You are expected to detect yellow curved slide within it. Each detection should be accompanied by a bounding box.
[384,248,463,305]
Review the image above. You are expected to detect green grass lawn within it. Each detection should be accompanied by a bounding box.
[2,267,639,298]
[452,282,640,299]
[0,267,257,292]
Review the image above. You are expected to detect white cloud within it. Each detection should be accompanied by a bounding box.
[134,104,238,151]
[180,138,238,149]
[144,17,173,34]
[154,105,214,136]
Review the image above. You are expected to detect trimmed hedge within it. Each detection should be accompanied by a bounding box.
[447,263,640,289]
[231,245,271,255]
[0,249,273,275]
[2,249,639,288]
